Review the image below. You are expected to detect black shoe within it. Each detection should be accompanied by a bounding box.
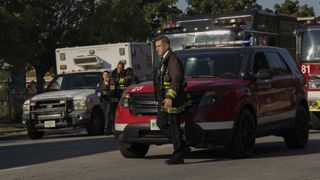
[183,147,191,154]
[165,158,184,165]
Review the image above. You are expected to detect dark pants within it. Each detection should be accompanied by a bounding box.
[103,100,112,133]
[109,90,122,130]
[109,101,118,130]
[156,108,186,159]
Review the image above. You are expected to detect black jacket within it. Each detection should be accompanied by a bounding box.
[110,68,126,99]
[155,49,191,113]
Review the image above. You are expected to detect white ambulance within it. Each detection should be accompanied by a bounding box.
[22,43,152,139]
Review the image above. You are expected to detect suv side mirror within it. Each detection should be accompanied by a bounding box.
[257,69,273,80]
[241,71,258,81]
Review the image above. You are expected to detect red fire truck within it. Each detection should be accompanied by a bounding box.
[296,17,320,129]
[158,10,297,61]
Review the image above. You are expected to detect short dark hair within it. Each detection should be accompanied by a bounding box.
[117,61,125,67]
[155,35,170,46]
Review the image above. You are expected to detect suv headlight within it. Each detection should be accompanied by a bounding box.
[73,99,89,110]
[23,100,31,114]
[121,93,130,108]
[198,89,233,108]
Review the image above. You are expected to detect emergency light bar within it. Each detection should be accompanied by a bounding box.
[214,15,252,29]
[182,40,252,49]
[73,56,104,69]
[297,17,315,22]
[162,18,213,33]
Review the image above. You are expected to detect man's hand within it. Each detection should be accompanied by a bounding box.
[162,98,172,109]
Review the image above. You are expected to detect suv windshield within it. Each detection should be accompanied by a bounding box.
[177,51,248,79]
[46,72,101,91]
[153,30,238,64]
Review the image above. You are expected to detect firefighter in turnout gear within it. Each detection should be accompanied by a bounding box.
[110,61,126,96]
[154,36,191,165]
[110,61,126,132]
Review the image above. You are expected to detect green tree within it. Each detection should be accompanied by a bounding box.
[62,0,182,43]
[142,0,182,32]
[0,0,182,94]
[274,0,314,17]
[79,0,151,44]
[0,0,95,92]
[186,0,262,15]
[0,0,28,70]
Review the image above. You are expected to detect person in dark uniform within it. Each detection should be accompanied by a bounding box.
[124,67,139,87]
[101,70,111,100]
[109,61,126,131]
[101,70,113,135]
[154,36,192,165]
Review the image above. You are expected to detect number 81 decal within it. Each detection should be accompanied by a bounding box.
[301,65,310,74]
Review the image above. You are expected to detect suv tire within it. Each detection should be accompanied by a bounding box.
[284,106,309,148]
[227,109,256,158]
[119,142,150,158]
[87,109,105,136]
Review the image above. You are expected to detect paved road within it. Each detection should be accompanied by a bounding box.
[1,130,320,180]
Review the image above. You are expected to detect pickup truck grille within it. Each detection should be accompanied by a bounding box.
[129,93,157,115]
[30,98,73,122]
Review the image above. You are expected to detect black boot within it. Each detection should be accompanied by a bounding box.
[165,157,184,165]
[165,150,185,165]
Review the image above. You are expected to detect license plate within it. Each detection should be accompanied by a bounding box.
[150,119,160,131]
[44,120,56,128]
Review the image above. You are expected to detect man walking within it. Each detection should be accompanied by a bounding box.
[154,36,191,165]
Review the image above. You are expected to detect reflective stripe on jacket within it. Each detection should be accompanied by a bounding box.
[156,49,191,114]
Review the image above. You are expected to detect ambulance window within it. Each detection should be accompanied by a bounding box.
[60,53,66,61]
[119,48,125,56]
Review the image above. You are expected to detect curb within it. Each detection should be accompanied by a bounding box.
[0,130,27,139]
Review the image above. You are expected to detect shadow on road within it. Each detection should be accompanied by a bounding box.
[145,138,320,164]
[253,139,320,159]
[0,135,118,170]
[145,146,230,164]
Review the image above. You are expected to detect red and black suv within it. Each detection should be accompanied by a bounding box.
[115,46,309,158]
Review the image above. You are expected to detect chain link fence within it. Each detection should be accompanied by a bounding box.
[0,85,34,123]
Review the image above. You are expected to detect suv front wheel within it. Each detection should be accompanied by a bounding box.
[119,142,150,158]
[227,109,256,158]
[284,105,309,148]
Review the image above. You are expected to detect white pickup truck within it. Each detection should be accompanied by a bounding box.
[22,43,152,139]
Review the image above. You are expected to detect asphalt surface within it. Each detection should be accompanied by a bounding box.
[1,130,320,180]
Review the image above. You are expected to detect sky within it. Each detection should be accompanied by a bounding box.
[176,0,320,16]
